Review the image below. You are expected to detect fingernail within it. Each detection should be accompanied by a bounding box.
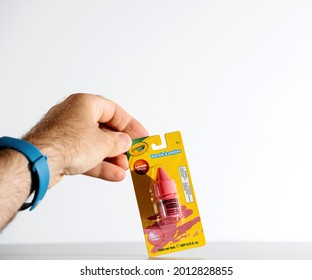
[118,133,131,150]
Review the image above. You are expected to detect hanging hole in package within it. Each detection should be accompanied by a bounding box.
[127,131,206,257]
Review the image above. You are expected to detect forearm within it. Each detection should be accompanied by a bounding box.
[0,137,65,230]
[0,149,32,230]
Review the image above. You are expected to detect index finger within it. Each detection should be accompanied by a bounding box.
[93,95,149,139]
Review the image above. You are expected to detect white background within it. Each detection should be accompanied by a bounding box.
[1,0,312,244]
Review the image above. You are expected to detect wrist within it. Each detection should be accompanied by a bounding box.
[0,136,52,210]
[22,135,66,188]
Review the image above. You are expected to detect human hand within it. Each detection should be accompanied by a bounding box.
[23,93,148,187]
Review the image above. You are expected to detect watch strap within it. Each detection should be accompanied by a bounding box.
[0,136,50,210]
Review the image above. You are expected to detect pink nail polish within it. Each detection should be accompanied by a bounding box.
[154,167,182,224]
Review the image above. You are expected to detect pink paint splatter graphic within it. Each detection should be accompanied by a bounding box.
[144,205,201,253]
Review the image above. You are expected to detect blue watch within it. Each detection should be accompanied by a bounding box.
[0,136,50,211]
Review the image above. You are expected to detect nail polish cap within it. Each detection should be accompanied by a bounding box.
[154,167,177,198]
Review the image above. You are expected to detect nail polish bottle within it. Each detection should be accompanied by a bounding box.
[154,167,182,224]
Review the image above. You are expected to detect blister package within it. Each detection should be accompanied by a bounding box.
[127,131,205,256]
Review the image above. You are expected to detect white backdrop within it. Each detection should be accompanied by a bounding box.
[1,0,312,244]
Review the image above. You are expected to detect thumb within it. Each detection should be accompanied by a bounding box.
[103,131,132,158]
[83,131,132,182]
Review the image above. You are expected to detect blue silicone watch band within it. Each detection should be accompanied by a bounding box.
[0,136,50,210]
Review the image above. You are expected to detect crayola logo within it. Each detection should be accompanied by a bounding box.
[130,142,149,156]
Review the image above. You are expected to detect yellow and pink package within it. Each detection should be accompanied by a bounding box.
[127,131,206,256]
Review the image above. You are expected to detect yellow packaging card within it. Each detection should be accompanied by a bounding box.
[127,131,206,256]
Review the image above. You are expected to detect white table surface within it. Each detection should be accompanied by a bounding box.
[1,242,312,260]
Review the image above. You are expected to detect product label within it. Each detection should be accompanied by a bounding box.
[178,166,194,203]
[158,198,181,217]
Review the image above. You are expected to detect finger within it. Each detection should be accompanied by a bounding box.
[98,129,132,158]
[84,160,127,182]
[104,154,129,170]
[93,95,149,138]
